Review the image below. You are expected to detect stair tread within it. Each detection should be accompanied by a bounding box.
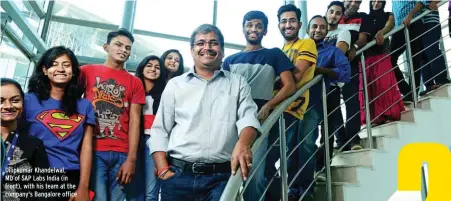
[315,181,360,187]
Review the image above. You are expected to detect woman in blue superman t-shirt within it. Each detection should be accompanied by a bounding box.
[24,46,96,201]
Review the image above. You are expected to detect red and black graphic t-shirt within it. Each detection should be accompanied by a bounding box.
[338,12,371,46]
[80,64,146,153]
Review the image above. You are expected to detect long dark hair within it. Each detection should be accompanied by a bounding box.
[28,46,83,116]
[135,55,168,97]
[160,49,184,79]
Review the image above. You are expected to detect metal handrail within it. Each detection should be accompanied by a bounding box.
[219,75,324,201]
[356,0,448,55]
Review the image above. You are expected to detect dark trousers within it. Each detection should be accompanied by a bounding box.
[160,166,230,201]
[422,22,449,88]
[390,21,424,101]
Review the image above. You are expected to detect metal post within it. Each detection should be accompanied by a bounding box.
[322,79,333,201]
[40,0,55,42]
[212,0,218,26]
[298,1,308,39]
[404,27,418,108]
[360,54,373,149]
[120,0,137,33]
[278,115,288,201]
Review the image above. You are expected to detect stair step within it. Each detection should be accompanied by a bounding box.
[331,149,375,167]
[329,166,360,184]
[420,83,451,98]
[314,182,358,201]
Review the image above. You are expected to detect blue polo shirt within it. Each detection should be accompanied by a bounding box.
[309,42,351,110]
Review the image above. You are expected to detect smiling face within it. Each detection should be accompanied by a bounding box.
[191,32,224,70]
[43,53,73,86]
[143,59,161,81]
[164,52,181,73]
[104,35,132,63]
[1,84,23,124]
[278,11,301,41]
[243,19,267,45]
[308,17,328,41]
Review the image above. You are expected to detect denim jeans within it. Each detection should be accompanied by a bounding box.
[289,107,321,196]
[144,135,160,201]
[90,151,144,201]
[421,22,449,88]
[160,166,231,201]
[243,136,268,201]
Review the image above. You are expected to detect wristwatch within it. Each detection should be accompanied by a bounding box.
[354,44,359,50]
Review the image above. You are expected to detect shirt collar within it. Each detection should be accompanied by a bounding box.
[185,66,228,81]
[315,40,326,49]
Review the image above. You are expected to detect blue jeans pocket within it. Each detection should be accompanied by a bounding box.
[159,166,180,182]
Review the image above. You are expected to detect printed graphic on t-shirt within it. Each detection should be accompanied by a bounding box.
[35,110,85,140]
[92,77,127,139]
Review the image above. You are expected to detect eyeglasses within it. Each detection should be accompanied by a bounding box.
[193,40,220,47]
[280,18,298,25]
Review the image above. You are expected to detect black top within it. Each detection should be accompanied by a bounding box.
[1,133,50,201]
[366,1,392,56]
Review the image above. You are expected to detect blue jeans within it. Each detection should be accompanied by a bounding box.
[160,166,231,201]
[144,135,160,201]
[243,136,268,201]
[289,107,320,196]
[422,22,449,88]
[90,151,144,201]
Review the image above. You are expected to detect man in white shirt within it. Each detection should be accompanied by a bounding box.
[148,24,261,201]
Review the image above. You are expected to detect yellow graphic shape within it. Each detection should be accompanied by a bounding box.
[398,143,451,201]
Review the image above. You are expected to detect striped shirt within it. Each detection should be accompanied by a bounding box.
[392,1,421,26]
[421,1,440,24]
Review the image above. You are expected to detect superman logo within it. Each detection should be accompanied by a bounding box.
[35,110,85,140]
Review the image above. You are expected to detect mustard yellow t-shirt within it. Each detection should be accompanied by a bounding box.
[274,38,317,120]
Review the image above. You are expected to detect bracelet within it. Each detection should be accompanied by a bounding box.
[158,168,171,179]
[157,166,171,177]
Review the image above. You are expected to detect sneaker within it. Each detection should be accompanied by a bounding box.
[351,143,363,150]
[315,172,326,182]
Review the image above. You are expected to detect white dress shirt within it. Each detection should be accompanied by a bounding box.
[148,68,261,163]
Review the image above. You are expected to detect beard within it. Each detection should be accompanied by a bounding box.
[246,36,263,45]
[281,29,299,41]
[345,6,358,16]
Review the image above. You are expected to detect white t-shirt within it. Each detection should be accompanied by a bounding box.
[325,28,351,50]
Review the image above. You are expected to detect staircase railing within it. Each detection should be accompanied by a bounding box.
[220,1,450,200]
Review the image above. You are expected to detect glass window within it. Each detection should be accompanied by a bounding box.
[132,34,240,69]
[8,21,35,52]
[10,0,42,33]
[216,0,284,48]
[0,34,33,89]
[52,0,125,25]
[134,0,214,37]
[46,21,109,58]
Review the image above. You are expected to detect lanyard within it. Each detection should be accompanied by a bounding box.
[1,132,19,179]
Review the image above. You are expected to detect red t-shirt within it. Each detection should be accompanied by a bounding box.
[80,64,145,153]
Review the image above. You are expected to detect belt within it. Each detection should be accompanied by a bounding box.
[168,157,231,174]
